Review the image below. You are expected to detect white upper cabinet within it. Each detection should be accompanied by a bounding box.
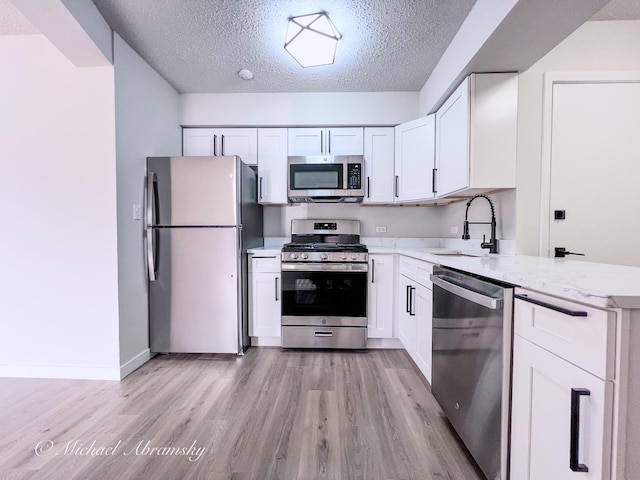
[394,115,435,203]
[257,128,288,204]
[363,127,395,204]
[288,127,363,156]
[434,73,517,198]
[183,128,258,165]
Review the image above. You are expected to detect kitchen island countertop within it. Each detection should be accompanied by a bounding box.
[369,246,640,309]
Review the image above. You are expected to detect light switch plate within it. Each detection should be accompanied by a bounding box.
[375,226,387,233]
[133,204,141,220]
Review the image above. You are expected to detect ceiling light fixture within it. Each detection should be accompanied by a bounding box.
[284,12,341,68]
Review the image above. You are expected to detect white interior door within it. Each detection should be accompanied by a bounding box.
[546,80,640,266]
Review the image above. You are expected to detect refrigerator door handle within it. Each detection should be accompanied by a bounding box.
[146,172,159,281]
[146,172,156,227]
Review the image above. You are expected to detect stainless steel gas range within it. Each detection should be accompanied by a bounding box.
[280,219,368,349]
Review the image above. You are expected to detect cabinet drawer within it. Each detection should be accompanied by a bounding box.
[514,288,616,380]
[250,255,280,273]
[281,326,367,349]
[398,256,433,289]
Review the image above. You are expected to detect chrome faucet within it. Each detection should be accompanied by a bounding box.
[462,194,499,254]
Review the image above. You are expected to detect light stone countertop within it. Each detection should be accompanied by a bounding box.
[248,241,640,309]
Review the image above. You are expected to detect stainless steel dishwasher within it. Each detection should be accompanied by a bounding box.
[430,265,514,480]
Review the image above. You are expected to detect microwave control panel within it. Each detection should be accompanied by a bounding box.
[347,164,362,190]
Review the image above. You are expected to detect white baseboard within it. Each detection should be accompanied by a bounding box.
[0,364,121,381]
[250,336,282,347]
[250,337,401,349]
[367,337,403,349]
[120,349,152,379]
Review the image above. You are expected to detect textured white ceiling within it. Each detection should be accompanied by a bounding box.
[591,0,640,20]
[0,0,38,35]
[92,0,478,94]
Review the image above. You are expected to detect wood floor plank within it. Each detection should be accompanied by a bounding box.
[0,349,487,480]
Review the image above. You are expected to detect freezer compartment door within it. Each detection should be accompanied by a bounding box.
[148,156,239,226]
[149,227,240,353]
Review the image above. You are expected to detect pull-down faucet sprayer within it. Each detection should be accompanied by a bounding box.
[462,194,499,254]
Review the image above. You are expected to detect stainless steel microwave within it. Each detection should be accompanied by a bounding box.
[287,155,364,203]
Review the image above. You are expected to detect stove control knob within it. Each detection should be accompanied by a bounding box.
[291,253,298,260]
[340,253,347,260]
[351,253,358,260]
[301,253,308,260]
[320,253,329,260]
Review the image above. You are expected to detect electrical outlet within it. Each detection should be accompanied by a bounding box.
[450,226,458,234]
[375,226,387,233]
[133,204,141,220]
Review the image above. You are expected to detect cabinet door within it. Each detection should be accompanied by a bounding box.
[394,115,435,202]
[397,275,417,354]
[220,128,258,165]
[288,128,324,155]
[249,271,281,337]
[257,128,288,204]
[327,127,364,155]
[414,283,432,383]
[367,255,395,338]
[511,335,613,480]
[363,127,395,204]
[435,77,470,197]
[183,128,217,156]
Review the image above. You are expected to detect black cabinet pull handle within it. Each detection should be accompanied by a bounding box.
[367,176,371,198]
[213,134,218,156]
[515,294,588,317]
[371,259,375,283]
[432,168,437,194]
[320,130,323,153]
[570,388,590,472]
[274,277,279,301]
[406,285,411,313]
[409,286,416,316]
[395,175,399,198]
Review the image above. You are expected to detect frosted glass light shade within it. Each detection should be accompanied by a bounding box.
[285,13,341,68]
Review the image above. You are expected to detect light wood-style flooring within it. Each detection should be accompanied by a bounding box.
[0,348,485,480]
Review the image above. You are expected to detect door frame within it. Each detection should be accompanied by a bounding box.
[538,71,640,257]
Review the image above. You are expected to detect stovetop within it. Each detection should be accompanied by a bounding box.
[282,242,368,253]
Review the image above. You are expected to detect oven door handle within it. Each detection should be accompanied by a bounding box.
[281,263,368,272]
[430,274,502,310]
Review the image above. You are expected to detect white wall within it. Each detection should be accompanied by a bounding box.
[438,189,516,240]
[516,20,640,255]
[181,92,419,127]
[113,34,181,375]
[0,34,120,379]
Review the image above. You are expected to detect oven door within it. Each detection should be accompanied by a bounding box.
[281,263,367,326]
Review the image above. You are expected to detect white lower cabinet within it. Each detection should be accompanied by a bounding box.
[397,275,417,352]
[413,284,432,382]
[249,256,281,340]
[397,256,434,383]
[367,254,395,338]
[511,335,612,480]
[511,289,615,480]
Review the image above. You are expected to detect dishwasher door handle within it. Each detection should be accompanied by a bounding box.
[430,274,502,310]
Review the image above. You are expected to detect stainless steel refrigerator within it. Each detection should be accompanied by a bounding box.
[145,156,263,354]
